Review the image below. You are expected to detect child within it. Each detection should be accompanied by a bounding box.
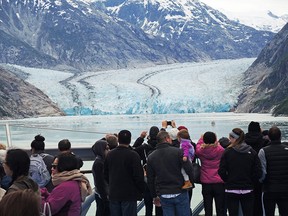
[178,129,195,189]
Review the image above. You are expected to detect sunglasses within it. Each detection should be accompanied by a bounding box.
[51,164,58,169]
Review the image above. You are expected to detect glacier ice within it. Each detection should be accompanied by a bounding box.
[12,58,255,115]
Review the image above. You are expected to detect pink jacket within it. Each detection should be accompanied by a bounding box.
[196,137,224,184]
[41,180,81,216]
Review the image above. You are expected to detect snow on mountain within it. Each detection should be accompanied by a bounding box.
[221,10,288,33]
[200,0,288,33]
[11,58,255,116]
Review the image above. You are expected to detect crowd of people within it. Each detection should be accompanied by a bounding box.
[0,120,288,216]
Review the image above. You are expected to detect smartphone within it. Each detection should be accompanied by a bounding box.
[167,121,172,125]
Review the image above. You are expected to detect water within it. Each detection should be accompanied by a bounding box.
[1,112,288,148]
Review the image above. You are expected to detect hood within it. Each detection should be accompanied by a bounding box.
[232,142,253,153]
[245,132,264,146]
[92,140,108,159]
[200,143,222,160]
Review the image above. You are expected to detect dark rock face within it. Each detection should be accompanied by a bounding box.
[236,23,288,115]
[0,67,64,119]
[0,0,275,71]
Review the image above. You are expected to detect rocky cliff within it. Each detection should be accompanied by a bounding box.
[0,67,64,119]
[236,23,288,116]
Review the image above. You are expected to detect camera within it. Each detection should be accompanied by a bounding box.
[167,121,172,126]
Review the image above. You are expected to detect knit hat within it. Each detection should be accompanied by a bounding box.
[248,121,261,132]
[203,132,216,144]
[219,137,230,148]
[169,128,179,140]
[178,126,188,131]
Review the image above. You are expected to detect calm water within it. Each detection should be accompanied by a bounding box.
[1,112,288,148]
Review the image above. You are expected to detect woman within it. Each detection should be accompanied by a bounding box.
[92,140,110,216]
[0,189,41,216]
[3,149,39,194]
[41,152,92,216]
[218,128,262,216]
[196,131,225,216]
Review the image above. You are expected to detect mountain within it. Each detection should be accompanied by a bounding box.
[0,0,275,71]
[101,0,274,60]
[236,23,288,116]
[0,66,64,119]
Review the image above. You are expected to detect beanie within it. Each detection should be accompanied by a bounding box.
[248,121,261,132]
[169,128,179,140]
[178,126,188,131]
[203,131,216,144]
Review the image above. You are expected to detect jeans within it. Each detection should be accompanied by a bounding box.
[263,192,288,216]
[159,191,190,216]
[109,200,137,216]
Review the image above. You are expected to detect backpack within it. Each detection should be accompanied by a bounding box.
[29,154,51,188]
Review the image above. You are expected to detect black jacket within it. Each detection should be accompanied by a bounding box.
[218,142,262,190]
[245,132,269,153]
[104,145,145,201]
[147,143,193,197]
[259,141,288,192]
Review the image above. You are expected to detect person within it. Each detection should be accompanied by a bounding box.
[105,134,118,150]
[41,152,92,216]
[146,131,193,216]
[0,189,41,216]
[0,144,11,190]
[258,126,288,216]
[3,149,39,195]
[218,128,262,216]
[92,140,110,216]
[218,137,230,149]
[31,134,54,192]
[244,121,269,216]
[177,129,194,189]
[58,139,83,169]
[196,132,225,216]
[104,129,145,216]
[133,126,163,216]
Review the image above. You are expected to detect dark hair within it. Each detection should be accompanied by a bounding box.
[268,126,281,141]
[177,129,190,140]
[5,149,30,182]
[118,130,131,145]
[0,189,41,216]
[228,128,245,148]
[149,126,160,140]
[156,131,170,144]
[31,134,45,151]
[58,139,71,152]
[248,121,261,133]
[92,140,108,158]
[57,152,78,172]
[203,131,217,144]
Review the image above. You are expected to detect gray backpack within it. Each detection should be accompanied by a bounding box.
[29,154,51,188]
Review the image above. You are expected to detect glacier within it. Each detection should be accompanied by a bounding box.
[12,58,255,116]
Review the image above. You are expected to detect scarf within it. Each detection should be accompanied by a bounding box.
[52,169,92,202]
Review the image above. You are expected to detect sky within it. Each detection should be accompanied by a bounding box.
[201,0,288,15]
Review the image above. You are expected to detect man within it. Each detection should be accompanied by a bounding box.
[104,130,145,216]
[58,139,83,169]
[258,126,288,216]
[245,121,269,216]
[146,131,193,216]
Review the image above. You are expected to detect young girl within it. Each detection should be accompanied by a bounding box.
[177,129,195,189]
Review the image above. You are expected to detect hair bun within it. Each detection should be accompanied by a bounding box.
[34,134,45,142]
